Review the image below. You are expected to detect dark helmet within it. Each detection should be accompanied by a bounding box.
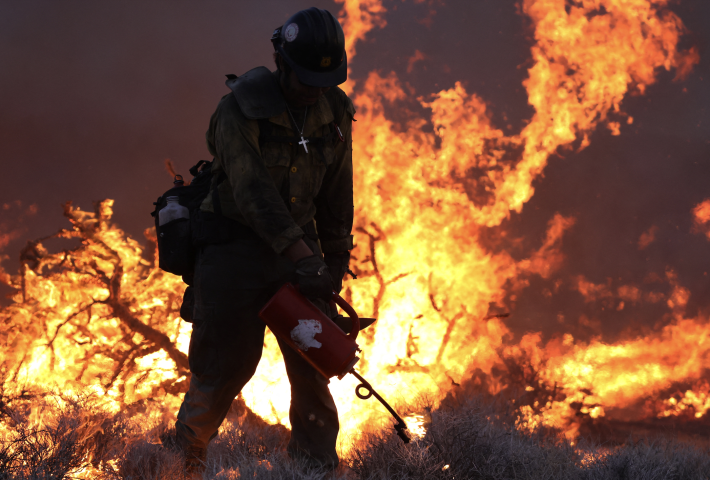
[271,7,347,87]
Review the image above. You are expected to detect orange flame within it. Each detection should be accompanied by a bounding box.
[335,0,388,94]
[0,0,702,466]
[693,199,710,240]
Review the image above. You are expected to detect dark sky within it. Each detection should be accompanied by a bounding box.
[0,0,531,245]
[1,0,709,341]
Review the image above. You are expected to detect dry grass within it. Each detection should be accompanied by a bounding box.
[1,388,710,479]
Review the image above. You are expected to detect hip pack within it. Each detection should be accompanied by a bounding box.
[151,160,213,277]
[151,159,249,277]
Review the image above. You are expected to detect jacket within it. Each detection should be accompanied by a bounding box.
[201,67,355,255]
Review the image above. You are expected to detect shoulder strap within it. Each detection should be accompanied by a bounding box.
[189,160,210,177]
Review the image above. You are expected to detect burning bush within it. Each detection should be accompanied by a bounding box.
[0,200,189,410]
[0,199,708,478]
[1,0,708,476]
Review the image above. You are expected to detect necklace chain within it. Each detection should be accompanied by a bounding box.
[286,105,308,136]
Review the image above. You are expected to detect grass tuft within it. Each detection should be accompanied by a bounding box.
[1,388,710,479]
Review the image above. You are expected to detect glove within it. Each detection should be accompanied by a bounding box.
[180,286,195,322]
[324,252,350,293]
[295,255,334,301]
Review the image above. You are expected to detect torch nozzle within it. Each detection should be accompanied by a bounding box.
[394,421,411,444]
[350,369,411,444]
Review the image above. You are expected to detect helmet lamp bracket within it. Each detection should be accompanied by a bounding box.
[271,26,282,48]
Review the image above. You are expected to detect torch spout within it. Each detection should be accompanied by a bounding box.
[350,369,411,444]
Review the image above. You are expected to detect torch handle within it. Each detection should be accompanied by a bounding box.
[350,369,411,444]
[331,293,360,341]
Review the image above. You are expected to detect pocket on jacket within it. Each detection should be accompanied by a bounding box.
[319,141,335,167]
[262,143,291,167]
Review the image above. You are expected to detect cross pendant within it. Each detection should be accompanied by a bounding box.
[299,136,309,153]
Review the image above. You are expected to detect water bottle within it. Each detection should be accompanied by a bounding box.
[159,196,189,226]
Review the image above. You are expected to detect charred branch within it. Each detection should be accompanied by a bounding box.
[355,224,386,320]
[106,300,189,375]
[1,200,190,404]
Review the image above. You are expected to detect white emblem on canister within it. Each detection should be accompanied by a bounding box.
[291,319,322,351]
[284,23,299,42]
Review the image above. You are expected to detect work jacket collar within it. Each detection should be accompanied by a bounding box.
[226,66,334,137]
[268,90,334,137]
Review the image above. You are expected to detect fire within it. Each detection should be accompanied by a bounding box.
[693,199,710,240]
[0,0,703,469]
[661,382,710,419]
[0,200,190,414]
[335,0,387,94]
[401,414,427,440]
[328,0,700,442]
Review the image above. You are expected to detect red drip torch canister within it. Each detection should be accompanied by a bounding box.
[259,283,360,379]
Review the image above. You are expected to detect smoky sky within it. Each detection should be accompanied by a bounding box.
[1,0,709,341]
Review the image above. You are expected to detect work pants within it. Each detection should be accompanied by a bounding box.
[175,233,339,469]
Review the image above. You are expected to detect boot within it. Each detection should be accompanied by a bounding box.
[184,444,207,478]
[160,429,207,478]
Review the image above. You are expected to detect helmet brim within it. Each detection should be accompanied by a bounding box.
[277,44,348,88]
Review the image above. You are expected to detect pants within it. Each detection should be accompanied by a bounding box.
[175,232,339,468]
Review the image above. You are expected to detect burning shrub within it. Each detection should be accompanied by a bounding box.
[0,389,119,479]
[0,200,189,412]
[347,391,710,480]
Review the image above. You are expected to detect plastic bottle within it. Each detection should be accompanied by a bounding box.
[159,196,189,226]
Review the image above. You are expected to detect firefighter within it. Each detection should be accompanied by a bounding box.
[171,7,354,474]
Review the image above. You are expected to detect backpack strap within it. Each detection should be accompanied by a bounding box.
[189,159,210,177]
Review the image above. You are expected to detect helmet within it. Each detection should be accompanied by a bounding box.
[271,7,347,87]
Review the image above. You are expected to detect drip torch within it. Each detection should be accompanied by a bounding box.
[259,283,411,443]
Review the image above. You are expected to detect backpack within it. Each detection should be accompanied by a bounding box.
[152,160,233,323]
[151,160,219,277]
[151,158,255,276]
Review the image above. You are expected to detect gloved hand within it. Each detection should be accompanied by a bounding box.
[295,255,334,301]
[324,252,350,293]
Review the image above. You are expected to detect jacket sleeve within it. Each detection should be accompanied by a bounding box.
[314,96,355,253]
[209,94,304,254]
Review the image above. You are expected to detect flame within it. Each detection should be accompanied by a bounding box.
[402,413,428,440]
[0,0,703,470]
[335,0,388,94]
[325,0,699,443]
[0,201,190,413]
[693,199,710,240]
